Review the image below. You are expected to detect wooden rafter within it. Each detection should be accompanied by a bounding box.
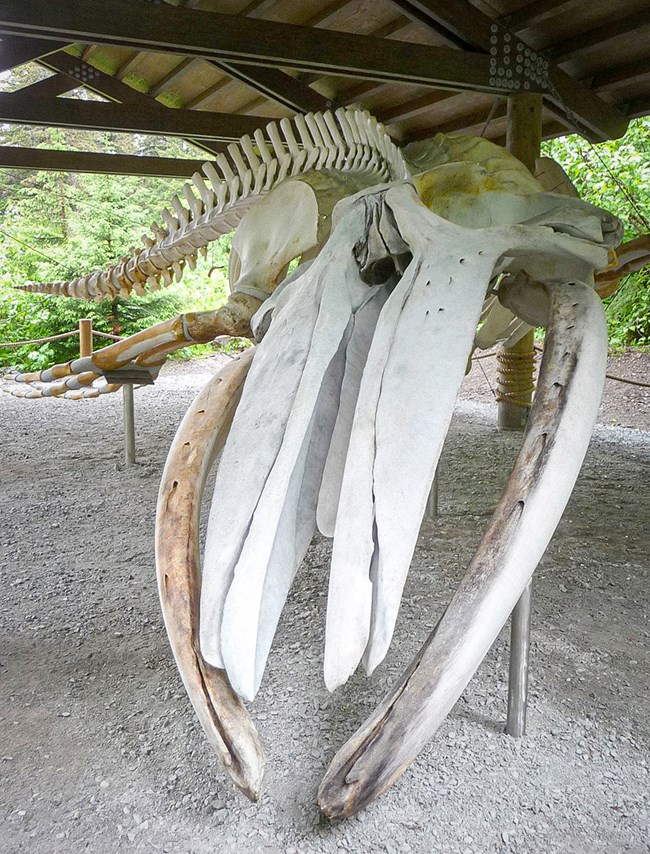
[16,72,77,98]
[34,48,223,158]
[0,145,210,177]
[0,35,66,72]
[211,61,333,113]
[502,0,585,32]
[0,0,499,93]
[0,91,266,140]
[550,10,650,63]
[0,0,627,141]
[384,0,628,140]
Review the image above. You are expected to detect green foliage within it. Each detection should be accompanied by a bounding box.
[0,74,233,371]
[543,117,650,348]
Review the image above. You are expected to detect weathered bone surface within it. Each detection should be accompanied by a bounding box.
[155,348,264,800]
[6,111,632,817]
[318,278,608,817]
[17,109,407,301]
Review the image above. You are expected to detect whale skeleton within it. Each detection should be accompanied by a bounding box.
[3,112,627,817]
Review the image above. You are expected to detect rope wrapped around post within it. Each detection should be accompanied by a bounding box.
[495,346,537,410]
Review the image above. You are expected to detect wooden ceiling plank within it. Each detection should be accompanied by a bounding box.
[0,0,496,92]
[384,0,491,49]
[212,61,333,111]
[376,90,455,123]
[378,0,629,140]
[0,35,67,72]
[116,51,143,80]
[591,57,650,91]
[38,49,224,158]
[551,10,650,63]
[408,98,508,138]
[149,56,199,97]
[304,1,356,28]
[626,95,650,119]
[0,0,628,140]
[0,91,266,140]
[503,0,584,31]
[0,145,213,177]
[184,77,231,109]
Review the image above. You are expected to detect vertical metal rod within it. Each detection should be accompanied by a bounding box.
[425,470,439,519]
[497,93,542,431]
[123,384,136,466]
[506,579,532,737]
[79,317,93,357]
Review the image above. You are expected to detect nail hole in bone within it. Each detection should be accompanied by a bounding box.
[572,303,579,308]
[567,325,575,330]
[438,307,444,312]
[183,441,191,447]
[459,258,466,264]
[553,382,563,389]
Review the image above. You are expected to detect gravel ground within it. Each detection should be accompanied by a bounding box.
[1,352,649,854]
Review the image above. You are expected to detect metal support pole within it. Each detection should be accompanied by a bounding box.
[425,470,439,519]
[79,317,93,357]
[499,94,541,734]
[506,579,532,737]
[497,93,542,432]
[122,383,136,465]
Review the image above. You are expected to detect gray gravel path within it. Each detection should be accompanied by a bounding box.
[1,355,648,853]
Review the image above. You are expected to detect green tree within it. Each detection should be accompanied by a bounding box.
[543,117,650,347]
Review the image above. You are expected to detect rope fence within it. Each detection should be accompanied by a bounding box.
[0,325,122,348]
[471,346,650,389]
[1,325,648,389]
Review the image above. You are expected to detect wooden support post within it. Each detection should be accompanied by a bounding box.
[497,93,542,432]
[79,317,93,357]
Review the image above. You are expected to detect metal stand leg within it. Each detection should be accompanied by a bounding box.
[506,580,532,737]
[123,384,136,466]
[425,470,439,520]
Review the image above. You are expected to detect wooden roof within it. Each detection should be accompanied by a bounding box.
[0,0,649,176]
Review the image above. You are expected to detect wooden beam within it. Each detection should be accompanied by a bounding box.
[384,0,490,49]
[0,145,211,177]
[0,91,266,140]
[550,10,650,62]
[17,72,77,98]
[213,61,334,112]
[37,49,225,158]
[626,96,650,120]
[0,0,495,92]
[0,35,67,72]
[40,50,154,105]
[590,58,650,91]
[0,0,628,140]
[503,0,584,32]
[379,0,628,140]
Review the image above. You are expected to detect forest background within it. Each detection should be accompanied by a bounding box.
[1,63,649,372]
